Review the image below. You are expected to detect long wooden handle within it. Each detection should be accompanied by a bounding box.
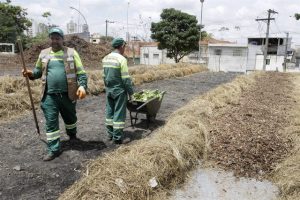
[17,38,40,135]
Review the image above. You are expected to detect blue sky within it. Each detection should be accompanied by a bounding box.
[9,0,300,46]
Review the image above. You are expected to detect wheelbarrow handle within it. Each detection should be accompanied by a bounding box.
[136,96,158,111]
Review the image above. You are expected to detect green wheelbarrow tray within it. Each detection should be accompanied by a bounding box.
[127,91,166,128]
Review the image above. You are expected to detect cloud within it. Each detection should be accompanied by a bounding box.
[9,0,300,45]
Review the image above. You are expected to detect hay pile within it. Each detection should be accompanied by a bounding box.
[88,63,206,95]
[271,74,300,200]
[59,74,258,200]
[0,76,41,122]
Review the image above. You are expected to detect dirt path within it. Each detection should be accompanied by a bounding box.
[0,72,238,200]
[209,72,294,178]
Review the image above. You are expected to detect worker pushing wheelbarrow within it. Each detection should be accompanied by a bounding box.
[127,89,166,128]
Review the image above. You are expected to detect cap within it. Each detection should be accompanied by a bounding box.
[48,27,64,38]
[111,38,126,48]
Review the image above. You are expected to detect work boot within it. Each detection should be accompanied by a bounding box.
[68,134,78,141]
[114,139,122,144]
[43,151,62,161]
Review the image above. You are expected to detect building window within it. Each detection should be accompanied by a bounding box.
[153,54,159,59]
[93,39,97,42]
[144,53,149,58]
[233,49,243,56]
[266,58,270,65]
[214,49,222,55]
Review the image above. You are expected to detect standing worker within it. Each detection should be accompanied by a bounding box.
[22,27,87,161]
[102,38,134,144]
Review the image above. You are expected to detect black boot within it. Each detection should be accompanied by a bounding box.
[43,151,62,161]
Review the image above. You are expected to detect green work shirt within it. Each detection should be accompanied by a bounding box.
[32,49,88,93]
[102,52,134,96]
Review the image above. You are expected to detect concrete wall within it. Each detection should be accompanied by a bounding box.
[140,46,174,65]
[246,45,262,71]
[255,55,284,71]
[208,46,248,73]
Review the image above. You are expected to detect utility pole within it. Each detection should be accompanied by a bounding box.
[284,32,289,72]
[105,20,114,39]
[256,9,278,71]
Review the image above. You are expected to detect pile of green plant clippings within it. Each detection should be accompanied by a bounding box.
[132,90,164,102]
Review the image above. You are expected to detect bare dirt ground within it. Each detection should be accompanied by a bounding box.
[0,72,238,200]
[209,72,294,178]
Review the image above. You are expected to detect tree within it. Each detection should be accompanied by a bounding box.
[151,8,203,63]
[0,0,32,43]
[295,13,300,20]
[42,11,51,26]
[42,11,51,18]
[100,36,114,42]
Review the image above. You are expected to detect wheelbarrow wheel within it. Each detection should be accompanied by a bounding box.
[146,114,156,122]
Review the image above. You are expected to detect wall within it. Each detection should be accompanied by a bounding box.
[255,55,284,71]
[140,46,174,65]
[246,45,262,71]
[208,46,248,73]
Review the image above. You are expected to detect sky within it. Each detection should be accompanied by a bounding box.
[9,0,300,46]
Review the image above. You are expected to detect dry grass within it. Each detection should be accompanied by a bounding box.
[59,73,259,200]
[0,76,41,122]
[88,63,207,95]
[271,74,300,200]
[0,64,205,122]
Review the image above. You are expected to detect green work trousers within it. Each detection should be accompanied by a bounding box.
[41,93,77,154]
[105,91,127,141]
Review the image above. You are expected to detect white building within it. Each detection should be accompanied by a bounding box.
[246,36,292,72]
[82,24,89,33]
[90,33,101,44]
[140,43,175,65]
[67,20,77,34]
[140,38,232,66]
[208,36,293,73]
[208,44,248,73]
[139,36,294,72]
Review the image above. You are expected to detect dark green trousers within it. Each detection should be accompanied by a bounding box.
[41,93,77,154]
[105,91,127,141]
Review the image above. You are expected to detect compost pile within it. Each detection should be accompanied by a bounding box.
[22,35,112,68]
[132,90,164,102]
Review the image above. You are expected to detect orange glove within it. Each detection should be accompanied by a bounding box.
[76,86,86,99]
[22,69,33,78]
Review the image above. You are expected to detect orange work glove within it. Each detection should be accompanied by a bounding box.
[22,69,33,78]
[76,86,86,99]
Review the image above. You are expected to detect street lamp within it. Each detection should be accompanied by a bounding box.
[198,0,204,63]
[126,1,130,42]
[70,6,88,32]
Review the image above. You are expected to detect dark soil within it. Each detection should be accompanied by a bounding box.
[209,72,294,178]
[0,72,238,200]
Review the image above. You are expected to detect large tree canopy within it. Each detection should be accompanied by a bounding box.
[295,13,300,20]
[0,0,32,43]
[151,8,205,63]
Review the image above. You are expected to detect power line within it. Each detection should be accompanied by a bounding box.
[274,20,282,34]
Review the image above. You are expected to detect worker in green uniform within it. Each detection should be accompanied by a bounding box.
[22,27,87,161]
[102,38,134,144]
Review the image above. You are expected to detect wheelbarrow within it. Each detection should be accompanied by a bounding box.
[127,91,166,128]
